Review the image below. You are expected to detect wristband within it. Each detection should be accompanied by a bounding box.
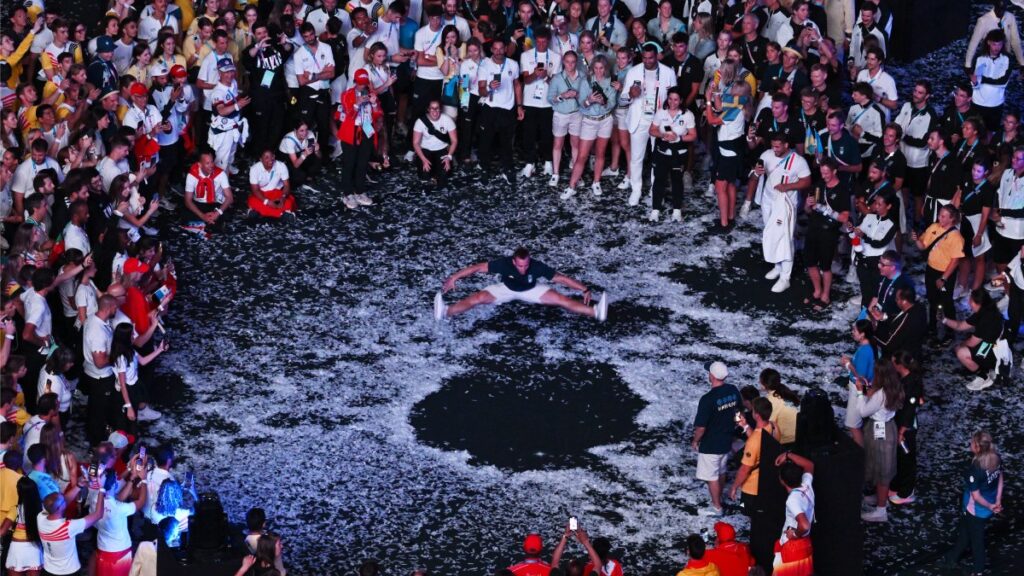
[263,198,270,206]
[215,208,224,215]
[123,403,132,409]
[5,334,13,340]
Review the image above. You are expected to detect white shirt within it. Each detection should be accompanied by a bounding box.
[11,157,63,196]
[366,22,401,67]
[21,415,46,458]
[293,41,335,91]
[114,354,140,390]
[139,12,180,49]
[414,25,445,81]
[37,515,87,574]
[441,14,472,41]
[623,63,674,132]
[249,160,289,192]
[459,59,481,97]
[855,68,897,117]
[112,38,135,74]
[75,281,99,320]
[62,221,90,255]
[520,49,559,109]
[306,7,352,36]
[97,156,126,193]
[144,467,172,523]
[478,57,520,110]
[894,102,934,168]
[209,81,243,131]
[997,169,1024,239]
[346,28,371,81]
[122,104,163,137]
[760,149,811,206]
[972,54,1011,108]
[278,130,316,156]
[413,114,456,152]
[651,108,696,152]
[83,314,114,379]
[185,167,231,205]
[780,472,815,544]
[38,369,73,413]
[21,288,52,338]
[96,495,137,552]
[198,51,233,110]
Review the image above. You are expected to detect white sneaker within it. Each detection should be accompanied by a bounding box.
[136,406,162,421]
[707,183,715,196]
[331,144,343,159]
[952,284,967,300]
[739,200,752,218]
[141,225,158,236]
[591,182,603,196]
[548,174,559,187]
[671,209,682,222]
[343,195,359,209]
[765,267,781,280]
[403,151,416,163]
[649,209,660,222]
[889,491,916,505]
[698,505,724,517]
[542,161,553,175]
[595,292,608,322]
[861,507,888,523]
[848,294,862,307]
[433,291,448,321]
[966,376,995,391]
[601,167,619,177]
[499,173,511,185]
[617,179,630,190]
[628,189,641,206]
[520,163,535,178]
[683,171,693,190]
[771,277,791,293]
[355,193,373,206]
[158,198,177,211]
[560,186,577,200]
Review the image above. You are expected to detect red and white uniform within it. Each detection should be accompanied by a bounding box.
[208,80,249,170]
[757,149,811,264]
[37,514,88,575]
[508,558,552,576]
[248,160,294,218]
[185,164,230,205]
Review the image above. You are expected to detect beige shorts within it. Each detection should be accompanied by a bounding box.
[484,283,551,305]
[614,107,629,130]
[553,111,582,137]
[696,452,729,481]
[580,114,614,140]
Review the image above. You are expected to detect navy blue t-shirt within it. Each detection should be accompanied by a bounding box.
[694,384,741,455]
[487,257,555,292]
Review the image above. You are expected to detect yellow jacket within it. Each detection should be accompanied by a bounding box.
[1,32,36,89]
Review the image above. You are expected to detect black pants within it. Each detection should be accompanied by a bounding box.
[85,374,117,446]
[890,428,917,497]
[298,86,333,151]
[478,106,516,176]
[1007,280,1023,345]
[857,255,881,309]
[340,138,375,196]
[249,88,286,156]
[24,346,48,414]
[521,106,553,164]
[458,94,481,161]
[946,512,990,573]
[418,148,451,187]
[652,151,685,210]
[925,267,956,334]
[288,155,322,189]
[412,77,442,119]
[741,492,774,571]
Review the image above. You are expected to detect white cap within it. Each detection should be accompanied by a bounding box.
[705,361,729,380]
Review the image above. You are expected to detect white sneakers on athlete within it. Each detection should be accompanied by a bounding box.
[765,267,781,280]
[520,163,535,178]
[601,167,619,177]
[343,195,359,209]
[433,291,448,322]
[548,174,559,187]
[698,505,724,517]
[739,200,752,218]
[649,209,660,222]
[591,182,603,196]
[628,189,642,206]
[771,278,791,293]
[966,375,995,391]
[889,491,916,505]
[594,292,609,322]
[617,179,630,190]
[671,209,682,222]
[560,186,577,200]
[542,161,553,175]
[861,506,888,523]
[136,406,162,421]
[354,194,373,206]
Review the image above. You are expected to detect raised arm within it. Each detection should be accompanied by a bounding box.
[442,261,489,292]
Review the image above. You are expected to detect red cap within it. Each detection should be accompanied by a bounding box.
[123,257,150,275]
[170,64,187,79]
[129,82,148,98]
[523,533,542,555]
[714,521,736,543]
[353,68,370,86]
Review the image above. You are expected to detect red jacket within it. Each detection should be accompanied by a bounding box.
[704,522,754,576]
[336,87,383,145]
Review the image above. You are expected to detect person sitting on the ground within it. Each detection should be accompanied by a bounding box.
[248,149,295,220]
[184,147,234,232]
[703,521,754,576]
[676,533,720,576]
[434,246,608,322]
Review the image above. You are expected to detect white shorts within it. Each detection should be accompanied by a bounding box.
[580,114,614,140]
[553,111,582,137]
[484,283,551,305]
[844,382,863,429]
[696,452,729,481]
[5,540,43,571]
[614,107,629,130]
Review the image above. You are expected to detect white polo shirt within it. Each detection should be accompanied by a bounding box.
[414,25,445,81]
[293,41,335,91]
[249,160,289,191]
[83,314,114,379]
[478,57,520,110]
[413,114,456,152]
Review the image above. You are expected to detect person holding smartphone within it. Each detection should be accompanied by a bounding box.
[648,87,696,222]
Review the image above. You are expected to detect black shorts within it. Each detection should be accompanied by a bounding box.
[905,166,929,197]
[969,341,997,369]
[805,224,841,270]
[392,63,413,93]
[991,231,1024,264]
[714,138,744,182]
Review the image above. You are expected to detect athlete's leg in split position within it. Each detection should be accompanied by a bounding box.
[538,289,596,318]
[446,290,497,317]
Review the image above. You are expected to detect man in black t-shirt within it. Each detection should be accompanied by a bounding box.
[692,361,741,517]
[434,247,609,321]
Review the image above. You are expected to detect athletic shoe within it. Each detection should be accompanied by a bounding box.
[845,266,859,284]
[520,163,535,178]
[595,292,608,322]
[404,151,416,163]
[765,267,781,280]
[771,278,790,293]
[889,491,916,505]
[331,144,343,159]
[433,291,448,322]
[707,183,715,196]
[649,209,660,222]
[671,209,682,222]
[560,186,577,200]
[141,225,159,236]
[966,376,994,391]
[343,195,359,209]
[683,171,693,190]
[355,194,374,206]
[617,179,630,190]
[158,197,177,211]
[698,505,724,517]
[861,507,888,523]
[739,200,751,218]
[627,189,641,206]
[500,173,512,185]
[542,161,553,175]
[591,182,603,196]
[952,284,967,300]
[601,167,619,177]
[548,174,559,187]
[136,406,162,421]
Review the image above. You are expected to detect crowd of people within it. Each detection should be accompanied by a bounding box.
[0,0,1020,574]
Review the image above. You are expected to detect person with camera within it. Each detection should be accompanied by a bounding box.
[623,43,674,207]
[243,21,291,157]
[94,454,148,576]
[564,54,615,199]
[647,87,696,222]
[547,50,584,194]
[803,160,850,310]
[37,488,105,576]
[208,60,251,174]
[278,121,321,191]
[412,100,458,188]
[477,37,524,186]
[773,450,815,573]
[518,27,557,181]
[551,522,621,576]
[336,68,382,210]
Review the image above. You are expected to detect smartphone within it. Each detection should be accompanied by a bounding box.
[569,516,578,531]
[153,285,170,301]
[493,73,501,83]
[663,125,671,132]
[139,445,147,460]
[537,62,545,69]
[632,80,641,88]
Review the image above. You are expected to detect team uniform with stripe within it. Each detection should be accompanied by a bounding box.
[37,514,88,575]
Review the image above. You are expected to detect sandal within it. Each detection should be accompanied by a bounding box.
[802,295,821,306]
[812,299,831,312]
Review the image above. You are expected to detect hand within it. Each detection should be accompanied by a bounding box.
[664,131,678,142]
[973,234,983,248]
[237,96,252,108]
[935,277,945,290]
[158,340,170,353]
[535,67,547,80]
[910,230,919,242]
[854,376,867,392]
[611,80,621,91]
[88,86,101,101]
[851,124,862,138]
[774,452,791,467]
[489,79,500,90]
[774,182,788,192]
[517,106,524,121]
[240,555,257,572]
[728,484,739,500]
[441,156,452,171]
[202,212,218,224]
[754,165,765,177]
[33,16,45,33]
[629,84,641,99]
[690,439,698,451]
[970,74,978,85]
[126,406,136,421]
[442,276,457,293]
[561,90,577,99]
[147,200,159,215]
[421,157,431,172]
[805,196,816,210]
[582,289,592,306]
[869,307,884,321]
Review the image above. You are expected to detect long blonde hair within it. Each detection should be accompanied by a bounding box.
[972,430,1001,472]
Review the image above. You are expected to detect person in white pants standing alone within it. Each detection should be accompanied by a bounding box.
[622,43,673,206]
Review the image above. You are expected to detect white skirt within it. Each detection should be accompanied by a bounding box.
[965,213,992,257]
[5,540,43,571]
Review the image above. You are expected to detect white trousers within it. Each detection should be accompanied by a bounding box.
[629,124,652,194]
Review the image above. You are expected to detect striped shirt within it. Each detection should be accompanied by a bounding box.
[37,515,87,575]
